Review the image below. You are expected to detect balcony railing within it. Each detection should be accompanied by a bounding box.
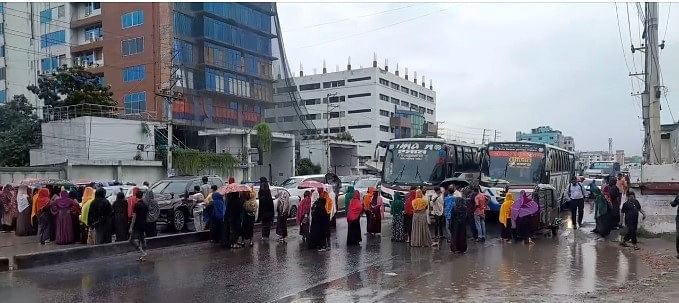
[40,103,161,123]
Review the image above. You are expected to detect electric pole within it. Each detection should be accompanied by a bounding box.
[157,47,182,177]
[325,92,338,172]
[637,2,662,164]
[481,129,489,145]
[493,130,498,142]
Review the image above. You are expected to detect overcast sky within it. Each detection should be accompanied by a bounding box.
[277,2,679,156]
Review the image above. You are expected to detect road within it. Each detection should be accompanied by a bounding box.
[0,207,677,303]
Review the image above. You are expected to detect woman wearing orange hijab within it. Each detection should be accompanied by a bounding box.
[346,191,363,246]
[410,189,432,247]
[33,188,51,244]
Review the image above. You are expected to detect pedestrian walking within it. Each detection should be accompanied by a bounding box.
[346,191,363,246]
[15,185,32,237]
[129,194,149,261]
[590,182,611,238]
[617,174,628,201]
[308,192,330,250]
[366,187,384,235]
[606,176,623,230]
[50,190,80,245]
[410,190,432,247]
[404,188,416,243]
[474,188,489,242]
[209,186,225,244]
[499,192,515,242]
[443,186,456,241]
[144,189,159,237]
[34,188,52,244]
[567,177,586,229]
[275,189,291,242]
[258,177,275,240]
[450,196,468,254]
[391,192,406,242]
[511,190,539,245]
[112,192,129,242]
[464,185,479,240]
[620,192,646,250]
[297,190,312,241]
[671,195,679,259]
[0,184,17,232]
[431,187,445,242]
[242,188,257,247]
[127,187,141,220]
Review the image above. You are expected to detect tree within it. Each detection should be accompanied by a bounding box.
[336,132,354,141]
[27,65,115,108]
[253,122,272,165]
[0,95,41,166]
[296,158,321,175]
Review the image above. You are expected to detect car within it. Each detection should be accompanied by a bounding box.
[104,185,134,204]
[251,186,301,219]
[150,175,225,231]
[279,174,328,201]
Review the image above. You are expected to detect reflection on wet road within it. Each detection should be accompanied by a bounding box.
[0,208,657,303]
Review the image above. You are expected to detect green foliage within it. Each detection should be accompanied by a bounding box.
[296,158,321,175]
[172,148,238,176]
[254,122,272,152]
[335,132,354,141]
[0,95,41,167]
[27,65,115,108]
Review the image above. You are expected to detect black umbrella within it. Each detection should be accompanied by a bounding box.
[439,178,469,189]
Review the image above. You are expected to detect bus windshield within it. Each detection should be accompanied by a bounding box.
[382,141,447,186]
[486,143,545,185]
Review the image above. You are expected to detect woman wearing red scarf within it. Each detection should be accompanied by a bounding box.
[346,191,363,246]
[404,187,416,243]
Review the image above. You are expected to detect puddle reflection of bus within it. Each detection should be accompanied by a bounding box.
[480,142,575,232]
[379,138,481,205]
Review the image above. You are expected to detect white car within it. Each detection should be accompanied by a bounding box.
[279,174,328,201]
[252,186,301,219]
[104,185,133,204]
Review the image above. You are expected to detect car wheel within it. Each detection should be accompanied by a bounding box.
[173,209,186,232]
[289,205,297,218]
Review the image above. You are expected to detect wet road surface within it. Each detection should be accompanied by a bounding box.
[0,206,670,303]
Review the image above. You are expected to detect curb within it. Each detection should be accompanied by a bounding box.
[10,213,331,270]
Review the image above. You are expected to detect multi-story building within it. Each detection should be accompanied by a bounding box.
[516,126,571,149]
[578,151,615,168]
[266,59,437,165]
[563,136,575,151]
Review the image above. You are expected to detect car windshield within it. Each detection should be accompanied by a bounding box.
[280,178,301,189]
[590,162,613,170]
[487,147,545,185]
[154,181,189,194]
[355,179,379,188]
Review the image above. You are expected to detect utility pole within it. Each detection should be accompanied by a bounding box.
[493,130,498,142]
[325,92,338,172]
[637,2,662,164]
[157,47,182,177]
[481,129,488,145]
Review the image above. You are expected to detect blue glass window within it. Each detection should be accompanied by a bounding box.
[122,37,144,56]
[203,3,271,33]
[40,8,52,24]
[173,12,193,37]
[41,56,60,72]
[0,45,4,57]
[173,39,193,64]
[203,17,271,56]
[84,26,102,41]
[121,10,144,29]
[124,92,146,113]
[122,65,145,82]
[0,90,5,104]
[40,30,66,48]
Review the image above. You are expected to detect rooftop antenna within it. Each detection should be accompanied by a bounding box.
[322,59,327,74]
[429,79,433,90]
[384,58,389,72]
[299,63,303,77]
[405,67,409,80]
[414,71,418,84]
[395,63,400,76]
[421,75,425,87]
[347,56,351,70]
[373,52,377,68]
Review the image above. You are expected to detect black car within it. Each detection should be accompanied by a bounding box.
[150,175,224,231]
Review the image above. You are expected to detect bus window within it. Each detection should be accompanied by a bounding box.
[456,146,463,169]
[463,147,472,169]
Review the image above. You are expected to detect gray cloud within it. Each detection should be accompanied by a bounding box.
[278,3,679,155]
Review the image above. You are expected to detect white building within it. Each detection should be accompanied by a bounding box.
[266,60,437,168]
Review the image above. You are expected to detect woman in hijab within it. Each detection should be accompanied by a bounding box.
[499,192,515,243]
[297,190,312,241]
[511,190,539,245]
[210,191,226,244]
[112,192,129,242]
[15,185,32,236]
[410,189,432,247]
[450,196,468,253]
[308,190,330,250]
[346,191,363,246]
[227,190,244,248]
[144,189,159,238]
[275,189,291,242]
[390,192,406,242]
[404,188,416,243]
[1,185,17,232]
[88,188,113,245]
[79,187,96,244]
[242,188,257,247]
[366,187,383,235]
[363,187,373,232]
[51,190,80,244]
[127,187,141,220]
[68,191,81,242]
[258,177,275,240]
[33,188,51,244]
[590,182,611,238]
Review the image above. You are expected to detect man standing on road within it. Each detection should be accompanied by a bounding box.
[671,195,679,259]
[200,176,211,198]
[567,177,586,229]
[129,193,149,261]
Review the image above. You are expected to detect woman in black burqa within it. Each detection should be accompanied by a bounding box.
[258,177,275,240]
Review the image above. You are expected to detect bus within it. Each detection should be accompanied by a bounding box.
[481,142,575,204]
[379,138,481,204]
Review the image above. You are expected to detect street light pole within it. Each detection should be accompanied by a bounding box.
[325,92,337,172]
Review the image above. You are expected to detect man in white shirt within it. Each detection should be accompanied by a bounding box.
[567,177,586,229]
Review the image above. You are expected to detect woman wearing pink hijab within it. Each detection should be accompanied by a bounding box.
[510,190,539,245]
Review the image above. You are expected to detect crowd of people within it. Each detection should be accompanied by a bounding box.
[0,182,159,259]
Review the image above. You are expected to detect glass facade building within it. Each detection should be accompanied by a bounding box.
[394,110,425,139]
